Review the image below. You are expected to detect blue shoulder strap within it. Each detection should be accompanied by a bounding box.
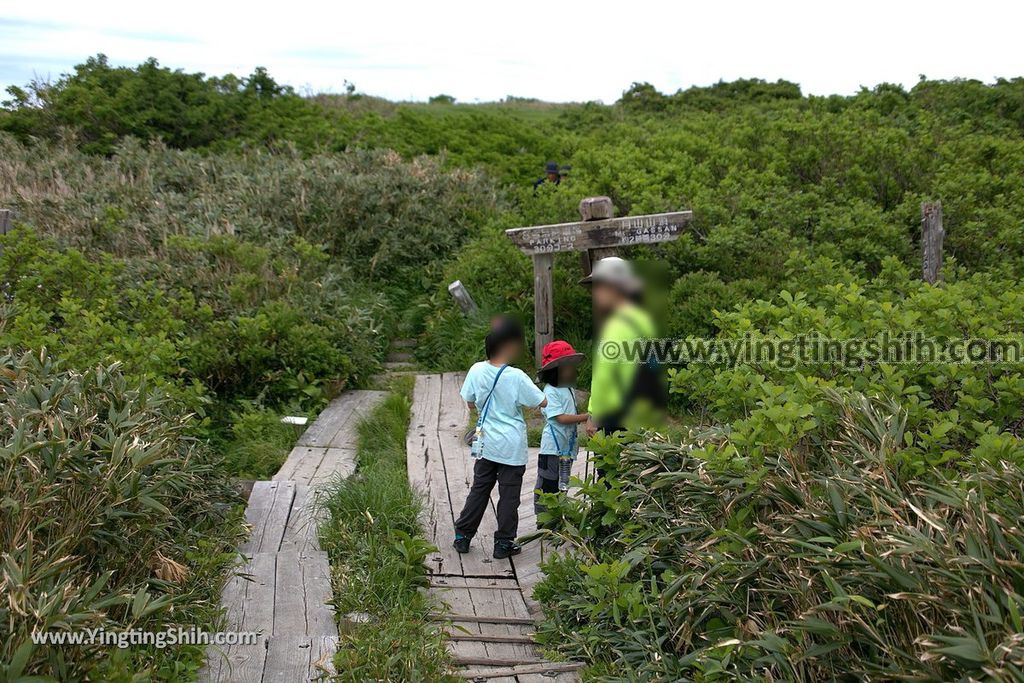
[476,364,508,427]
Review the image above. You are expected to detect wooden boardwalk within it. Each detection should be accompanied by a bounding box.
[408,373,584,681]
[201,390,386,683]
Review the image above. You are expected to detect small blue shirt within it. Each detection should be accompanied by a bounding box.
[539,385,579,458]
[461,362,545,466]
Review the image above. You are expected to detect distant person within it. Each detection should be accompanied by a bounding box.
[582,257,666,441]
[558,165,571,182]
[533,162,561,191]
[534,340,589,523]
[454,317,547,559]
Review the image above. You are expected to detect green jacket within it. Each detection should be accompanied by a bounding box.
[589,303,656,424]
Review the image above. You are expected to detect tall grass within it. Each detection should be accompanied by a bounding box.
[0,350,244,681]
[318,376,455,682]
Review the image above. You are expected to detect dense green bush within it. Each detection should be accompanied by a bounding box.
[669,256,1024,473]
[0,351,241,681]
[0,228,389,419]
[535,391,1024,681]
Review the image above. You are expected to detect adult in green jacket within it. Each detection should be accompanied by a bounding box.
[582,257,665,438]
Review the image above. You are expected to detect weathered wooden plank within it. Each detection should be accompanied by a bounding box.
[309,447,357,486]
[216,552,276,682]
[432,614,536,626]
[273,446,328,484]
[296,392,362,447]
[302,551,337,638]
[454,656,551,666]
[505,211,692,255]
[279,484,321,554]
[311,635,338,678]
[455,662,583,679]
[449,633,536,644]
[239,481,296,555]
[262,636,311,682]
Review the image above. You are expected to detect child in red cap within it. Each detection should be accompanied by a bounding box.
[534,340,590,523]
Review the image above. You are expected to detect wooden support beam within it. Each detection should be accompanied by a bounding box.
[505,210,692,255]
[921,201,944,284]
[448,634,537,644]
[430,614,536,626]
[455,661,584,678]
[0,209,12,235]
[532,253,554,362]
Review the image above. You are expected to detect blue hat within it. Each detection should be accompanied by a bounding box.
[545,162,559,174]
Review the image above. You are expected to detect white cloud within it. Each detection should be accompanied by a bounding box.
[2,0,1023,102]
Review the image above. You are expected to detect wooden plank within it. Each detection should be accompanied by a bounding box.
[432,614,536,626]
[216,552,276,682]
[532,253,554,363]
[309,447,357,485]
[302,551,337,638]
[455,662,583,679]
[505,211,692,255]
[454,656,551,667]
[922,201,944,284]
[312,635,338,678]
[279,485,321,554]
[449,633,536,644]
[296,392,361,447]
[273,446,328,484]
[239,481,295,555]
[262,635,311,682]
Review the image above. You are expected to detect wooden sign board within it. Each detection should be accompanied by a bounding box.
[505,211,692,255]
[505,201,692,361]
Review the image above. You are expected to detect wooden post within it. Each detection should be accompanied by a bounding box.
[532,253,554,362]
[447,280,479,316]
[0,209,12,258]
[579,197,615,276]
[921,201,944,284]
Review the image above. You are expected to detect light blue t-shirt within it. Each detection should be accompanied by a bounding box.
[539,385,579,458]
[461,362,545,466]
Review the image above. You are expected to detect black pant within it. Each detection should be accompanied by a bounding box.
[534,454,561,517]
[455,458,526,541]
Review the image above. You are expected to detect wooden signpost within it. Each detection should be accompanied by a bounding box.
[506,197,692,360]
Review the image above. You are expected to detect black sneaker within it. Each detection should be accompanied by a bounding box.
[493,540,521,559]
[453,534,471,554]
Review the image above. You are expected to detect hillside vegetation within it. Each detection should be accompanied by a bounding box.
[3,55,1024,680]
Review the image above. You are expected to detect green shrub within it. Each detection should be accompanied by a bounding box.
[669,256,1024,473]
[0,350,241,680]
[536,390,1024,681]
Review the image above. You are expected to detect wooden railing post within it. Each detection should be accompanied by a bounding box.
[921,201,944,284]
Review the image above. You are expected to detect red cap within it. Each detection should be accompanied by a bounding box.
[540,340,585,370]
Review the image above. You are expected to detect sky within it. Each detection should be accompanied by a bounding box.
[2,0,1023,103]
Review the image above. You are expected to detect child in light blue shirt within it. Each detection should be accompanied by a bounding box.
[534,341,589,521]
[454,317,546,560]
